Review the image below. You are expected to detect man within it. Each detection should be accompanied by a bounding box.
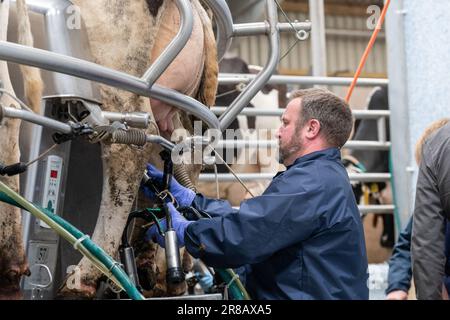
[144,88,369,299]
[412,120,450,300]
[386,118,450,300]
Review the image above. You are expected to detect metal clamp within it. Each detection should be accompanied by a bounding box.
[73,234,90,251]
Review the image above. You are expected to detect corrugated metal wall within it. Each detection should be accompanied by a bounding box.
[234,9,387,77]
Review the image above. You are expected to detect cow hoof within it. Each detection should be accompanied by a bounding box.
[0,289,23,300]
[57,282,97,300]
[0,267,30,300]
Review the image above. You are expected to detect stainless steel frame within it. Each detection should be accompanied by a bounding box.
[218,0,280,131]
[0,0,314,133]
[0,40,221,130]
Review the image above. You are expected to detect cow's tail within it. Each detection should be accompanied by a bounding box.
[17,0,44,113]
[193,0,218,108]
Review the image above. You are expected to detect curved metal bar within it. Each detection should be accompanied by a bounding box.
[218,0,280,131]
[146,134,175,151]
[1,106,72,134]
[202,0,234,61]
[0,41,220,130]
[142,0,193,86]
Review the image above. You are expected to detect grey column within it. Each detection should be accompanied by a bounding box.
[386,0,450,228]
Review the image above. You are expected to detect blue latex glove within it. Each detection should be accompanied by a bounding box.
[195,272,214,292]
[142,164,196,207]
[145,202,193,248]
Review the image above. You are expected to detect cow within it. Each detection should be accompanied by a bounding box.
[349,86,395,262]
[58,0,218,299]
[0,0,44,300]
[0,0,218,299]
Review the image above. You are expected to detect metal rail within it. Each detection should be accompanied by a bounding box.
[233,22,311,37]
[218,0,281,131]
[0,41,220,130]
[218,74,389,86]
[199,173,391,183]
[1,105,73,134]
[212,107,390,119]
[358,205,395,214]
[215,139,391,151]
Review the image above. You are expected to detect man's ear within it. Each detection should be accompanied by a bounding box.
[305,119,321,139]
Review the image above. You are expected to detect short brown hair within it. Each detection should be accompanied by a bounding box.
[414,118,449,164]
[289,88,353,148]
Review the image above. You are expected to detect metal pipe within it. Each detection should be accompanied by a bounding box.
[377,117,387,143]
[0,41,220,130]
[218,73,389,86]
[215,139,391,150]
[309,0,327,79]
[146,134,175,151]
[326,29,385,39]
[219,0,280,131]
[1,106,72,134]
[102,111,150,129]
[230,204,394,214]
[211,107,390,119]
[344,141,391,150]
[233,22,311,37]
[142,0,193,86]
[198,172,391,182]
[358,205,395,214]
[202,0,234,61]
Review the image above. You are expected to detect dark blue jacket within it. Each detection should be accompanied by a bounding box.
[386,217,413,294]
[185,148,369,300]
[387,217,450,295]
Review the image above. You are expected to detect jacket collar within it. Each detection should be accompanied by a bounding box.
[288,147,341,169]
[273,148,341,179]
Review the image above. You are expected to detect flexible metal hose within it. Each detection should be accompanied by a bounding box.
[111,129,147,146]
[173,163,196,191]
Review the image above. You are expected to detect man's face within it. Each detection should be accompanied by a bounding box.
[276,99,304,165]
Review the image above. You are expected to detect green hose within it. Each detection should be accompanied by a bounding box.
[216,268,251,300]
[0,181,144,300]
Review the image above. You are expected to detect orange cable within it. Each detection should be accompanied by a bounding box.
[345,0,391,103]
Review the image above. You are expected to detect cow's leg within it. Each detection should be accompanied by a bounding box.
[0,119,30,300]
[58,141,157,298]
[0,0,31,300]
